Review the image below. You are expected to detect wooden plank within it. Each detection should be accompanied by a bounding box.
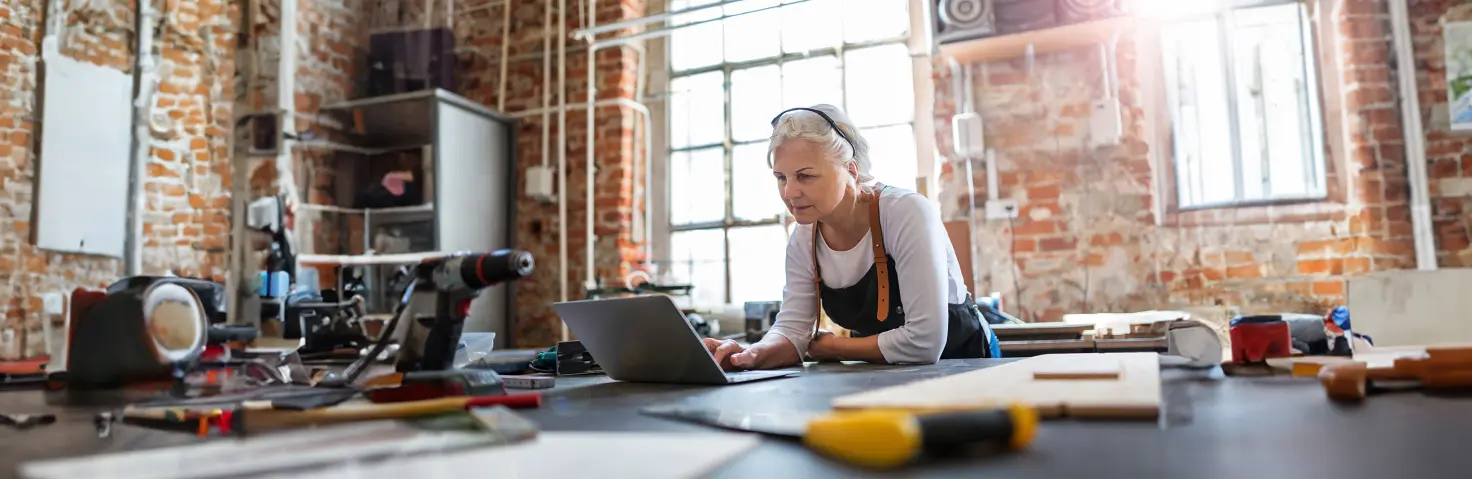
[831,353,1161,420]
[992,323,1094,339]
[1033,362,1121,380]
[944,221,974,294]
[999,339,1095,352]
[1095,338,1168,351]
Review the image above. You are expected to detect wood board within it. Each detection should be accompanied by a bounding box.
[831,353,1161,419]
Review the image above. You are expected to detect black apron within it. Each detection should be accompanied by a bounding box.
[810,185,997,360]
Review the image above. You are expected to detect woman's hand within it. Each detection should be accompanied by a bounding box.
[701,337,800,370]
[702,338,748,371]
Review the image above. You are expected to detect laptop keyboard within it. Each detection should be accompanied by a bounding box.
[725,371,780,380]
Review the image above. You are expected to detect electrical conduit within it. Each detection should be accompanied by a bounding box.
[126,0,159,276]
[1389,0,1436,270]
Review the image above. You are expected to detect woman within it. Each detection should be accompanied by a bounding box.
[703,104,1000,370]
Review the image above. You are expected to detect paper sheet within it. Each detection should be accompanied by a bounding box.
[255,432,762,479]
[20,428,761,479]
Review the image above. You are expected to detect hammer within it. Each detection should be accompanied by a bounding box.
[1318,346,1472,401]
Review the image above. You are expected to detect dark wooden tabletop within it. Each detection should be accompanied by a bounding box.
[4,359,1472,478]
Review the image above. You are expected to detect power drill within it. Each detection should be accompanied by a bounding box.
[317,249,534,388]
[396,250,535,372]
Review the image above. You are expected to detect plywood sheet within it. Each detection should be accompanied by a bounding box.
[831,353,1161,419]
[944,220,974,294]
[1348,270,1472,347]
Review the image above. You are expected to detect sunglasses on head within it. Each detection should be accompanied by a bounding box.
[770,107,854,151]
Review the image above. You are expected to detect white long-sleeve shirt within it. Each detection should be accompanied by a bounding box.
[765,186,970,364]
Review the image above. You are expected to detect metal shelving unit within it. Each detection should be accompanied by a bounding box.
[289,88,520,347]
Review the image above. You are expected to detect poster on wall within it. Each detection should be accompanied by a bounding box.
[1446,21,1472,131]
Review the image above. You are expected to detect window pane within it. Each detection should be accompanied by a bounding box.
[782,55,842,109]
[670,0,724,72]
[669,229,727,308]
[844,44,914,127]
[670,147,727,225]
[782,0,841,54]
[733,142,787,221]
[725,0,781,14]
[669,71,725,149]
[1233,3,1318,200]
[860,124,918,191]
[732,65,782,142]
[724,1,782,63]
[1162,19,1235,207]
[842,0,908,43]
[729,224,789,305]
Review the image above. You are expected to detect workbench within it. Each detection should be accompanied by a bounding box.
[1,358,1469,478]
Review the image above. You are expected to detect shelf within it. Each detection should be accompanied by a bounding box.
[938,16,1134,65]
[294,139,428,156]
[297,203,434,216]
[320,89,517,147]
[298,251,448,266]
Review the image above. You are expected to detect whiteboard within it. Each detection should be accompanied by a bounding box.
[35,45,134,258]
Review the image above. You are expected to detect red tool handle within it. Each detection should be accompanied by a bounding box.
[467,392,542,409]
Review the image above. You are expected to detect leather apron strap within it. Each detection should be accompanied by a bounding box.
[810,186,891,338]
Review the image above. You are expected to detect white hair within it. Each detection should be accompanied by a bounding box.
[767,104,874,184]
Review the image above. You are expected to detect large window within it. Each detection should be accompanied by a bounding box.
[664,0,919,308]
[1160,0,1327,209]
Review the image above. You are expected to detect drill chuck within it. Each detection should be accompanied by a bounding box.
[434,249,535,292]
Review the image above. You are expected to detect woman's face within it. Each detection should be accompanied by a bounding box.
[772,139,853,224]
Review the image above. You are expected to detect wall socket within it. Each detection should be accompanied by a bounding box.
[43,292,64,316]
[986,200,1020,220]
[525,165,555,204]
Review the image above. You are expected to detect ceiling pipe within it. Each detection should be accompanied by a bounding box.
[585,0,811,49]
[1388,0,1437,270]
[571,0,787,40]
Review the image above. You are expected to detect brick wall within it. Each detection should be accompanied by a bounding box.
[141,0,238,279]
[933,0,1420,322]
[453,0,647,347]
[0,0,238,358]
[1411,0,1472,266]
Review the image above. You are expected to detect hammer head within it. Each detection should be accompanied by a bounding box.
[1318,362,1368,402]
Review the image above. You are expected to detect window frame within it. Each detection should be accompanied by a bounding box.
[655,0,927,308]
[1159,0,1332,211]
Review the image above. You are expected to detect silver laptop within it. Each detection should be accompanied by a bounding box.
[552,295,797,385]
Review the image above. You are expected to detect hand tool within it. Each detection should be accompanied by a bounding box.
[30,411,538,479]
[362,369,509,403]
[1318,346,1472,401]
[317,249,534,388]
[640,403,1038,469]
[238,391,542,435]
[501,374,555,389]
[1,413,56,429]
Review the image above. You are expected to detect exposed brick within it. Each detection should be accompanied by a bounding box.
[932,0,1420,319]
[0,0,238,357]
[1312,280,1346,297]
[441,0,651,346]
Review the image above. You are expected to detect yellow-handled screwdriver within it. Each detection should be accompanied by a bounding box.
[641,403,1039,469]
